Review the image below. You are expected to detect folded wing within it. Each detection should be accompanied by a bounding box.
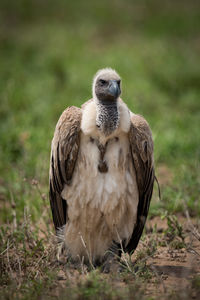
[49,106,82,231]
[126,114,154,253]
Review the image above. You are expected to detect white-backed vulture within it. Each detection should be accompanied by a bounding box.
[49,68,154,270]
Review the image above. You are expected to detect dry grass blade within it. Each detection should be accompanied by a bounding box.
[79,233,95,270]
[115,228,133,273]
[185,209,200,242]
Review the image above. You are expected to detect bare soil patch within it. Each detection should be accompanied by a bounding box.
[143,217,200,298]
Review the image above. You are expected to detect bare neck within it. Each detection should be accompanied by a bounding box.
[95,98,120,136]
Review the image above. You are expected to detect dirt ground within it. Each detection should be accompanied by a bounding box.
[141,216,200,298]
[1,209,200,299]
[50,215,200,299]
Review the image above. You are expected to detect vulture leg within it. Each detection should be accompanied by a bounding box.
[102,242,123,273]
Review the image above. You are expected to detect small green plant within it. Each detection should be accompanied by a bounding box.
[77,270,114,300]
[161,212,186,249]
[192,275,200,290]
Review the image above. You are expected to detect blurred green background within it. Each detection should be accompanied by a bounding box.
[0,0,200,223]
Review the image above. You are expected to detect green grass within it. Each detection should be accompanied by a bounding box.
[0,0,200,299]
[0,1,199,220]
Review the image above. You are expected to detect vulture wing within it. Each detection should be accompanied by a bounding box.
[126,113,154,253]
[49,106,82,231]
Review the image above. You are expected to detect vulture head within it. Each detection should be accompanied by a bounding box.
[93,68,121,104]
[92,68,122,136]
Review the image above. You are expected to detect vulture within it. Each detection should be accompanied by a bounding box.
[49,68,154,270]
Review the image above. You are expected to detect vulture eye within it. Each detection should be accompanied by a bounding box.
[117,80,121,86]
[99,79,107,85]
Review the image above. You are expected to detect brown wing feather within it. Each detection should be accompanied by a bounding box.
[126,114,154,253]
[49,106,82,231]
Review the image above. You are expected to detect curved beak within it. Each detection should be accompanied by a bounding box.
[108,80,121,99]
